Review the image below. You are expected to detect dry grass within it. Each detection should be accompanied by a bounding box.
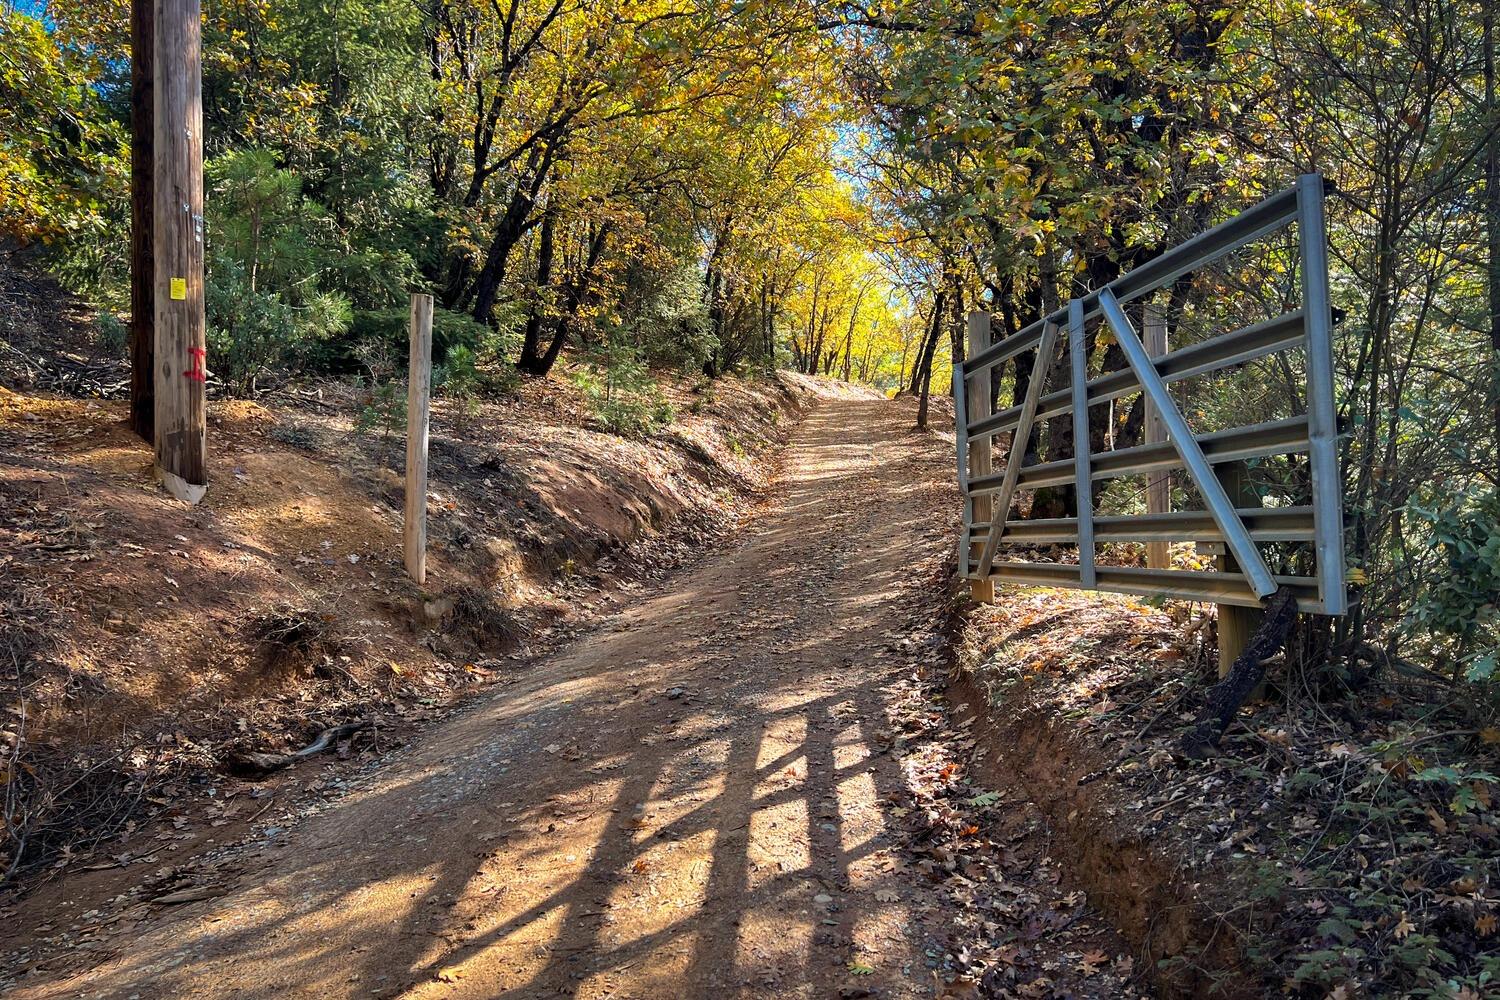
[447,585,524,652]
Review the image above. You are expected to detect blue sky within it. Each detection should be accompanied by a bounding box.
[9,1,59,34]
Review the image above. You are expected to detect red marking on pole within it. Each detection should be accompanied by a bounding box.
[184,346,206,382]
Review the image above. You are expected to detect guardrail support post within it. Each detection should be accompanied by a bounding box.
[1214,462,1264,679]
[966,311,994,602]
[1069,298,1095,588]
[1142,302,1170,569]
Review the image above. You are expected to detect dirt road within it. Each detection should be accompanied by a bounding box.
[9,397,978,999]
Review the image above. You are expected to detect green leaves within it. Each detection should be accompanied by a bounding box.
[1403,486,1500,684]
[0,8,128,258]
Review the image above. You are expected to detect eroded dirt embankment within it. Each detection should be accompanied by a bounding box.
[948,667,1254,999]
[947,579,1274,999]
[954,578,1500,1000]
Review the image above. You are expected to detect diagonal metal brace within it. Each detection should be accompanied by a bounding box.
[975,320,1061,578]
[1096,289,1278,599]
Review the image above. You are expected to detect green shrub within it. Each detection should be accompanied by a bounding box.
[347,306,509,365]
[1406,485,1500,683]
[268,421,319,451]
[627,263,714,370]
[434,344,514,433]
[206,259,351,393]
[92,313,127,356]
[567,344,675,437]
[203,149,352,393]
[354,378,405,458]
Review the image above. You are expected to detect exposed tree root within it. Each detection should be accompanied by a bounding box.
[1181,588,1299,758]
[231,719,372,776]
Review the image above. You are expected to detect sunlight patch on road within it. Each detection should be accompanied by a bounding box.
[747,758,811,895]
[835,769,883,856]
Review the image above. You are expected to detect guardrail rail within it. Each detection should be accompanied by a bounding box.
[953,174,1347,616]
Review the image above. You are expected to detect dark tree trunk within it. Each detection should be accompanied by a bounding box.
[913,289,947,429]
[908,293,943,395]
[129,0,154,442]
[470,147,555,323]
[1486,3,1500,477]
[1034,342,1078,519]
[519,221,610,378]
[470,187,536,324]
[516,206,557,372]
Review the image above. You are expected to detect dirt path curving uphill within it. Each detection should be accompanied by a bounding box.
[5,397,1132,1000]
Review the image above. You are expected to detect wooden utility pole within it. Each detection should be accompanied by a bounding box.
[1142,303,1169,569]
[966,312,994,603]
[129,0,154,442]
[152,0,207,504]
[405,294,434,585]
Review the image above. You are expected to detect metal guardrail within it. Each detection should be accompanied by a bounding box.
[953,174,1348,616]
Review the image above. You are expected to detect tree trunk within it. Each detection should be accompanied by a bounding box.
[471,153,554,324]
[470,187,535,325]
[517,206,557,373]
[841,281,870,382]
[1486,3,1500,477]
[913,289,946,429]
[129,0,154,442]
[519,221,610,378]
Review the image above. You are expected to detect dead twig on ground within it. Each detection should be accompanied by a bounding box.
[230,719,373,776]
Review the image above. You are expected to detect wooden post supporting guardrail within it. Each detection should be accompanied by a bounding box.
[404,293,433,584]
[1215,463,1263,678]
[152,0,207,504]
[966,312,994,602]
[1143,303,1170,569]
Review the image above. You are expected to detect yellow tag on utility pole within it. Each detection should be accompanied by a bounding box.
[170,277,187,301]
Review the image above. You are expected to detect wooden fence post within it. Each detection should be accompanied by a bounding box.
[966,312,994,603]
[404,294,434,585]
[152,0,207,504]
[129,0,154,443]
[1143,302,1170,568]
